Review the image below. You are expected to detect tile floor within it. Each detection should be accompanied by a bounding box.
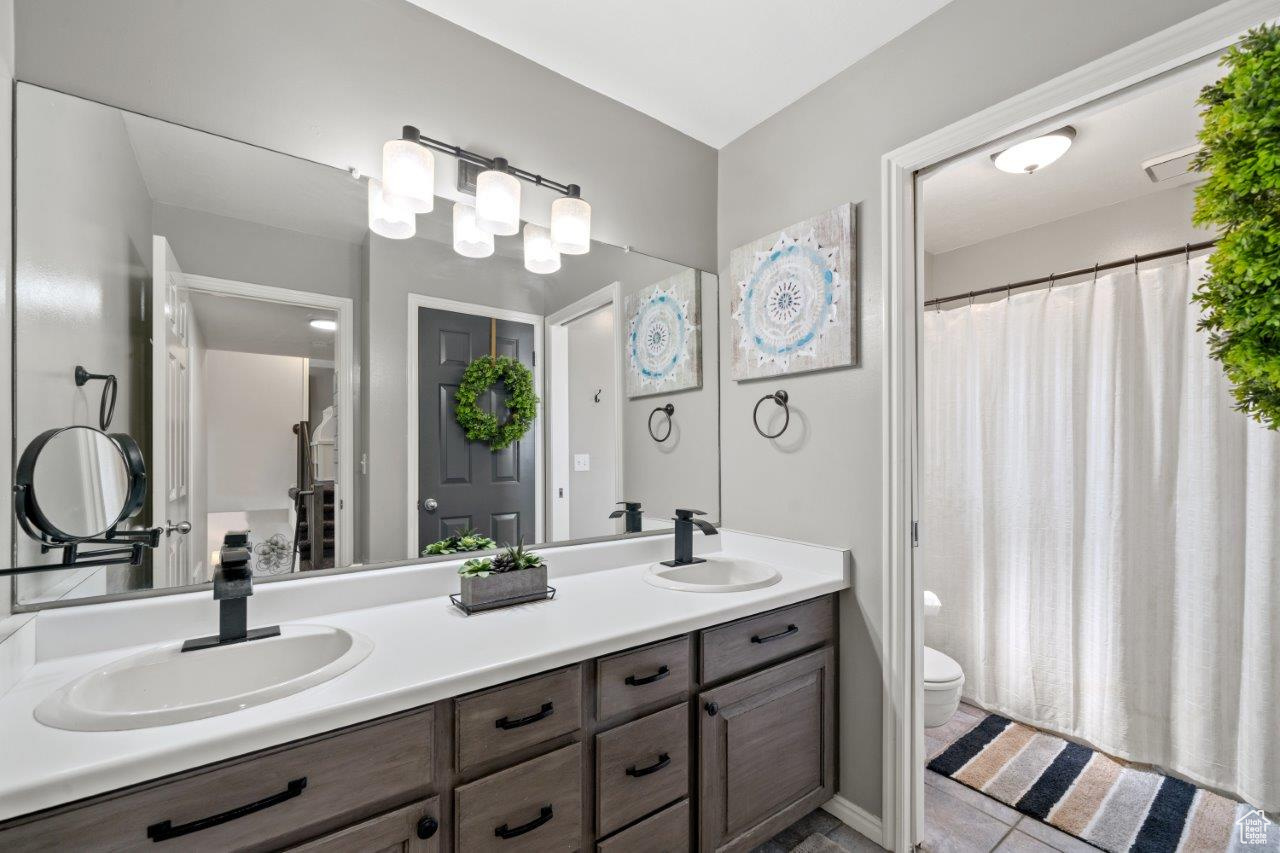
[753,703,1095,853]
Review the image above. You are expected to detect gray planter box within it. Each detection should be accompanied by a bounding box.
[459,565,548,610]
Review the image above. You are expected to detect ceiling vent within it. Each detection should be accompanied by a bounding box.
[1142,145,1201,183]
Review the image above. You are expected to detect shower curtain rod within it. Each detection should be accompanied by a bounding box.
[924,238,1218,308]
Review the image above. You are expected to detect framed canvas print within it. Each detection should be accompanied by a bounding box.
[729,203,856,381]
[624,269,702,398]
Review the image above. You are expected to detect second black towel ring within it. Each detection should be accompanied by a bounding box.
[753,390,790,439]
[648,403,675,442]
[75,365,118,431]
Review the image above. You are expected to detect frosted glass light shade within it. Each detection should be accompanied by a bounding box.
[381,139,434,213]
[523,224,561,274]
[992,127,1076,174]
[453,203,494,258]
[475,168,521,235]
[368,178,415,240]
[551,195,591,255]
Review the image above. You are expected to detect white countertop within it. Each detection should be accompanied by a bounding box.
[0,530,848,822]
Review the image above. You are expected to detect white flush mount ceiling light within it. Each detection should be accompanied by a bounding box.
[453,202,494,259]
[381,126,435,213]
[309,318,338,332]
[372,125,590,261]
[475,158,521,236]
[551,185,591,255]
[523,224,561,274]
[991,126,1077,174]
[367,178,415,239]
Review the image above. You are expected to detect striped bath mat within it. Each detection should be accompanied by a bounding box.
[928,713,1277,852]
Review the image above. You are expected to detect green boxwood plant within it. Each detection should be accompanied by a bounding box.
[454,356,539,451]
[1192,24,1280,428]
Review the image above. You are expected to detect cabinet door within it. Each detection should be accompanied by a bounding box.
[288,798,441,852]
[698,646,835,853]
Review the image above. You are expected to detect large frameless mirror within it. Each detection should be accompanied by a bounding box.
[10,83,720,608]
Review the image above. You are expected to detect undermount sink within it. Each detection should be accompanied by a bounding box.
[644,557,782,593]
[35,624,372,732]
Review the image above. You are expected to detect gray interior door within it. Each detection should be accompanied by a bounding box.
[418,307,536,551]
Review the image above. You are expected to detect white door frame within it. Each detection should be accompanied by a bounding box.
[878,2,1273,849]
[545,283,625,541]
[406,294,545,556]
[183,274,356,568]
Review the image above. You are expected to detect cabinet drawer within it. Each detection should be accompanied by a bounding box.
[455,664,582,772]
[597,799,690,853]
[595,703,689,837]
[0,707,434,853]
[699,596,833,685]
[596,636,691,722]
[288,797,441,852]
[455,742,583,852]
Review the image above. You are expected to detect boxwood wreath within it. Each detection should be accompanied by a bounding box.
[454,356,539,451]
[1192,24,1280,429]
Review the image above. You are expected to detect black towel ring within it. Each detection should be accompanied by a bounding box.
[753,390,790,439]
[648,403,674,442]
[74,365,118,431]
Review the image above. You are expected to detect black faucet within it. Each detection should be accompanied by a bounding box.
[182,531,281,652]
[661,508,718,567]
[609,501,644,533]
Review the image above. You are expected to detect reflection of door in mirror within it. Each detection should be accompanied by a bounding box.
[417,306,539,552]
[152,237,194,588]
[565,304,619,540]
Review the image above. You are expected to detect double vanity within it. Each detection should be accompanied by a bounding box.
[0,531,848,851]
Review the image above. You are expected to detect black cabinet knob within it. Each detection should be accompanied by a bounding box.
[417,815,439,840]
[704,701,719,716]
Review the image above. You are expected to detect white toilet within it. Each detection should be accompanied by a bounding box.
[923,590,966,728]
[923,645,965,727]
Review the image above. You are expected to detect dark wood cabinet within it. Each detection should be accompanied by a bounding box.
[0,595,837,853]
[697,646,836,852]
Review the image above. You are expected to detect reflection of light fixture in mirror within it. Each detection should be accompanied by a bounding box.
[475,158,520,236]
[453,202,494,258]
[367,178,415,239]
[382,126,434,213]
[551,185,591,255]
[523,224,560,274]
[991,126,1076,174]
[310,319,337,331]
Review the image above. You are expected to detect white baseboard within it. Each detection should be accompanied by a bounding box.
[823,794,886,850]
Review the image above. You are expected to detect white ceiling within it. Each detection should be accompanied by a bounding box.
[922,57,1222,254]
[404,0,955,148]
[189,292,336,360]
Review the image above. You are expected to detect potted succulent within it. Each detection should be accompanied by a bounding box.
[458,542,547,609]
[422,527,496,556]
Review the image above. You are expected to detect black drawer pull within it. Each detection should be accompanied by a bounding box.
[146,777,306,842]
[416,815,439,840]
[495,805,554,839]
[751,624,799,644]
[495,701,554,729]
[626,753,671,778]
[625,665,670,686]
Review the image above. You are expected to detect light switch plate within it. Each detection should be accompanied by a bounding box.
[574,454,590,472]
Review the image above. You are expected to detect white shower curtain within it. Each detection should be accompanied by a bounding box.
[921,255,1279,811]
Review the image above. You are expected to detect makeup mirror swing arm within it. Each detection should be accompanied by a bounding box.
[0,523,162,578]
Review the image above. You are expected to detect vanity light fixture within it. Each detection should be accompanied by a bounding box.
[475,158,521,236]
[310,319,338,332]
[367,178,415,239]
[381,131,435,213]
[375,125,590,261]
[522,223,560,274]
[991,126,1076,174]
[453,202,494,259]
[550,185,591,255]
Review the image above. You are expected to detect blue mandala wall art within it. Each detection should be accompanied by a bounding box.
[624,269,702,398]
[729,203,856,380]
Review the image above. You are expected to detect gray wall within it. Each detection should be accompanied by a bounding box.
[567,305,618,538]
[716,0,1227,817]
[926,182,1213,301]
[12,0,716,272]
[13,85,153,597]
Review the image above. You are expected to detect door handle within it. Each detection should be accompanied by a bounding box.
[165,520,192,537]
[422,498,438,512]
